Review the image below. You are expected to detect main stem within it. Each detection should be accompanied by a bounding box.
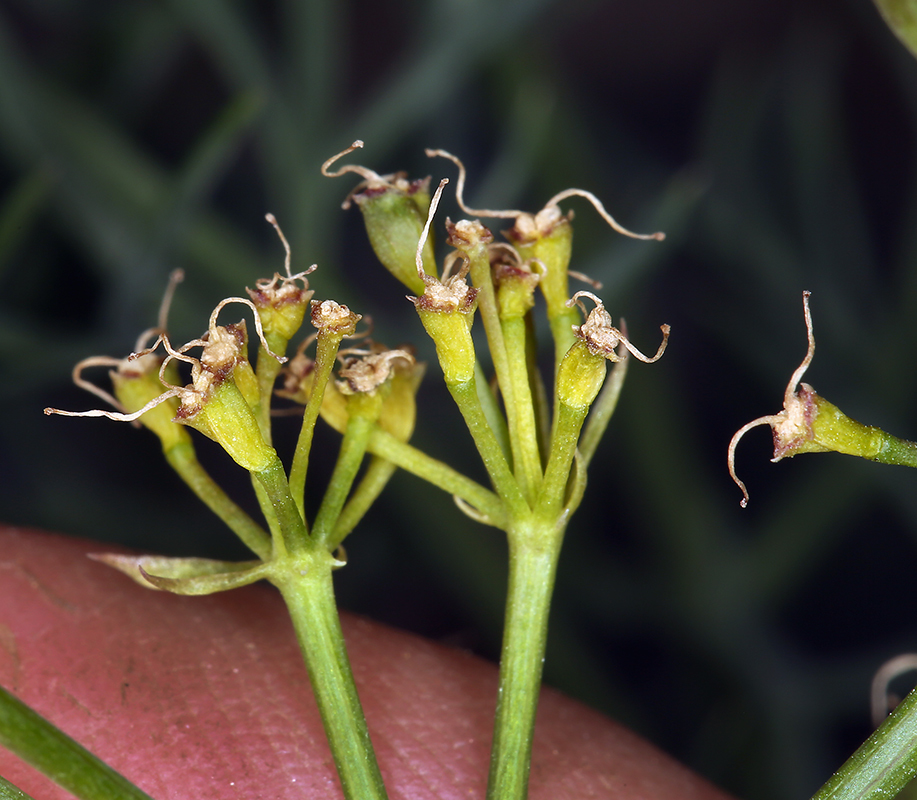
[486,520,564,800]
[274,556,388,800]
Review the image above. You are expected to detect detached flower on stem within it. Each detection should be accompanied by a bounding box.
[728,291,917,507]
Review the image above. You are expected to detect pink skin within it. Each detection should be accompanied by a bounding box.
[0,527,731,800]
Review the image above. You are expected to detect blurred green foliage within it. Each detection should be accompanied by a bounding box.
[873,0,917,58]
[2,1,917,799]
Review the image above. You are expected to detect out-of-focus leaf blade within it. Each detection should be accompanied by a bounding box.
[0,168,51,279]
[0,683,156,800]
[0,774,35,800]
[873,0,917,59]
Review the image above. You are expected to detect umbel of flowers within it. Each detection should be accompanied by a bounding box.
[45,142,670,800]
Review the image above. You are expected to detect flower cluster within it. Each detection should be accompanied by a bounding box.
[46,141,674,800]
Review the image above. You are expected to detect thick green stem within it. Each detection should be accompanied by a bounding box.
[273,557,388,800]
[811,683,917,800]
[312,413,374,547]
[367,427,506,526]
[0,774,34,799]
[486,523,564,800]
[164,440,272,560]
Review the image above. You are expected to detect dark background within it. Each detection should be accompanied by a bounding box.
[2,1,917,798]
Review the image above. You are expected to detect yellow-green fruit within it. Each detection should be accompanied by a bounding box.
[416,306,476,385]
[555,340,606,410]
[180,381,277,473]
[354,183,436,294]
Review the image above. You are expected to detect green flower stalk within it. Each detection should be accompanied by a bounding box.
[491,245,544,500]
[334,155,669,800]
[287,297,363,518]
[557,290,670,409]
[311,345,416,548]
[543,292,669,524]
[332,348,425,546]
[405,180,480,386]
[728,291,917,507]
[46,258,390,800]
[406,179,527,518]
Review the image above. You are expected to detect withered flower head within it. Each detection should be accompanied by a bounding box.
[336,346,416,395]
[490,242,542,320]
[246,214,316,345]
[568,291,670,363]
[728,291,818,508]
[47,291,285,473]
[406,178,478,385]
[408,179,479,315]
[311,299,362,336]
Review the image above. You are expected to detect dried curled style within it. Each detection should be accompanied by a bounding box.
[45,286,287,425]
[205,297,288,365]
[261,213,317,284]
[409,178,477,312]
[426,147,664,241]
[424,148,523,220]
[321,140,369,180]
[322,140,425,211]
[44,270,185,421]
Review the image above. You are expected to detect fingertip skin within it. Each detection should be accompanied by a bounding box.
[0,526,731,800]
